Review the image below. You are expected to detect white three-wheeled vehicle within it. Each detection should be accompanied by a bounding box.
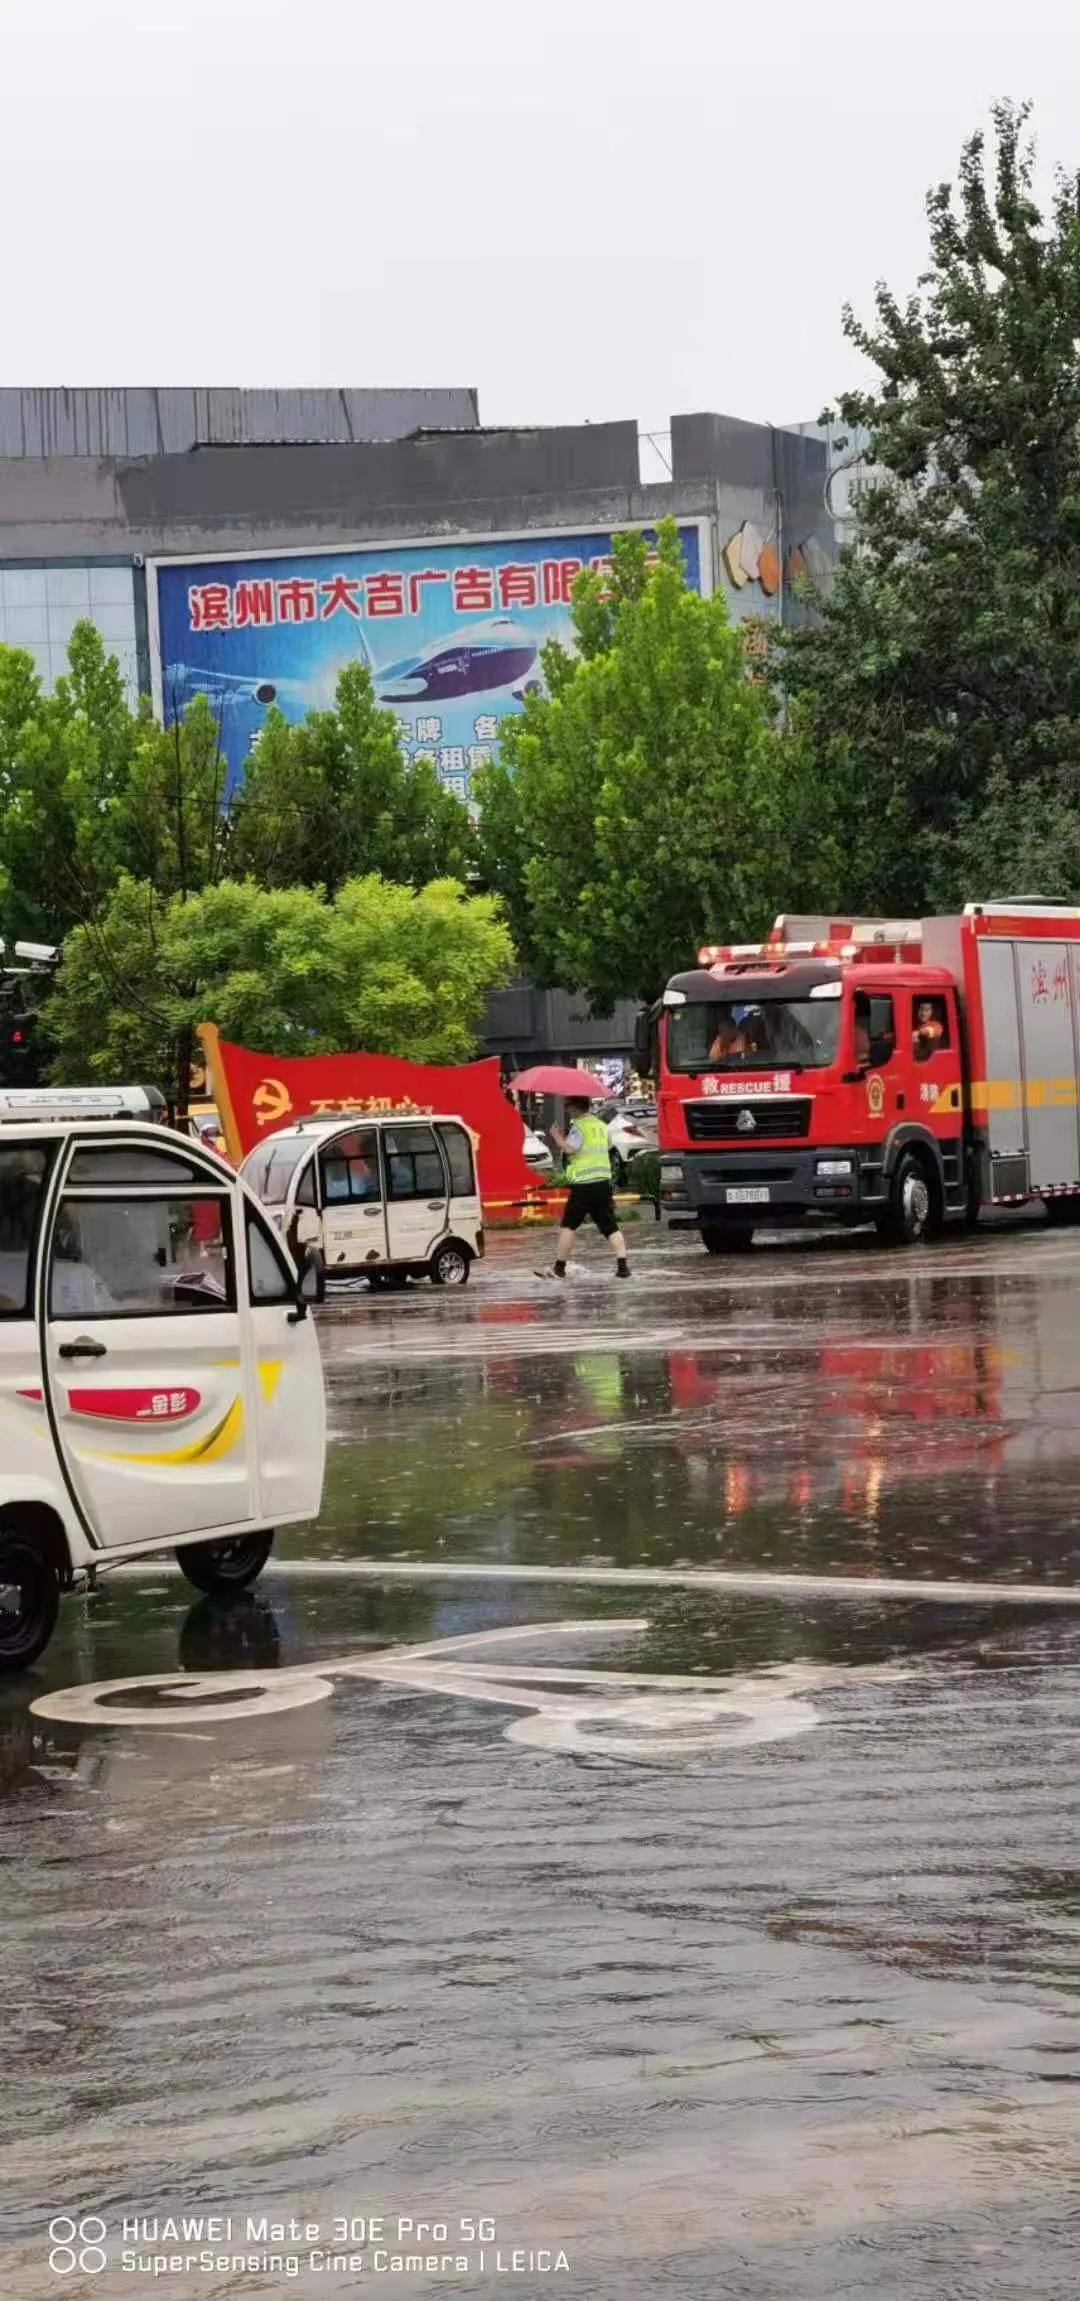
[0,1108,326,1670]
[241,1113,484,1288]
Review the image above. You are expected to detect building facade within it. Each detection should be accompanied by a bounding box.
[0,387,836,1067]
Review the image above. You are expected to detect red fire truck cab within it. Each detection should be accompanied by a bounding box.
[646,902,1080,1250]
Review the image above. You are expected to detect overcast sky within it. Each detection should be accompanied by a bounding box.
[2,0,1079,436]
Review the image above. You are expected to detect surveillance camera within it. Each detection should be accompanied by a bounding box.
[14,940,58,964]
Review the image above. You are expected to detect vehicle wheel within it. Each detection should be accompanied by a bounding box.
[430,1240,471,1286]
[700,1220,755,1254]
[878,1151,936,1246]
[0,1534,61,1672]
[176,1530,275,1596]
[368,1266,409,1289]
[1045,1197,1080,1226]
[611,1152,627,1188]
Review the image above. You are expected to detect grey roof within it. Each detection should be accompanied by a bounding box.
[0,387,479,458]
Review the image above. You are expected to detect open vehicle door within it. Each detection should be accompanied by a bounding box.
[242,1197,326,1523]
[39,1135,258,1549]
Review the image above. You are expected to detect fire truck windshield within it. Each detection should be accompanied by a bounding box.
[667,999,840,1072]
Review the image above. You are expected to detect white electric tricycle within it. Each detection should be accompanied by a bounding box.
[241,1113,484,1288]
[0,1108,327,1671]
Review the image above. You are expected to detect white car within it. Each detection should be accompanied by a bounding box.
[602,1101,658,1183]
[523,1127,556,1179]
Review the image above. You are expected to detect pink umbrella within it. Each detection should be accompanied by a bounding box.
[511,1064,609,1098]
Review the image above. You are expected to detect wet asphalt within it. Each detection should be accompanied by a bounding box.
[4,1217,1080,2298]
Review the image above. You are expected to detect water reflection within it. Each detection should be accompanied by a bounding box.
[598,1589,1059,1679]
[3,1232,1080,2301]
[307,1248,1080,1591]
[177,1593,283,1674]
[0,1703,70,1802]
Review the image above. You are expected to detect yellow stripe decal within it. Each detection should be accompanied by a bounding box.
[970,1079,1080,1112]
[84,1362,278,1467]
[89,1396,243,1468]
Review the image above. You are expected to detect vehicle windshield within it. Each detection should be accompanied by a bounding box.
[243,1136,312,1204]
[666,998,840,1072]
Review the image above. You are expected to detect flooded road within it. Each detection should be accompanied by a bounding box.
[4,1222,1080,2298]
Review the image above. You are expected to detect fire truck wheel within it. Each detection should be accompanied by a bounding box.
[1045,1197,1080,1226]
[700,1220,755,1254]
[176,1531,275,1596]
[878,1151,938,1246]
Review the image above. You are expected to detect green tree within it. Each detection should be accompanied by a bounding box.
[785,102,1080,911]
[0,622,233,949]
[474,519,836,1008]
[0,621,497,1099]
[40,874,177,1088]
[110,693,232,900]
[230,663,473,892]
[0,645,56,944]
[43,684,238,1102]
[43,873,514,1103]
[0,630,473,959]
[0,624,140,944]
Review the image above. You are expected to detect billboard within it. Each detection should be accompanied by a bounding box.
[150,524,706,798]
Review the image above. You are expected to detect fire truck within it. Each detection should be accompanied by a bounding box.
[644,901,1080,1250]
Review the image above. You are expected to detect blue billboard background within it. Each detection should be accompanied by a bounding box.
[153,526,703,799]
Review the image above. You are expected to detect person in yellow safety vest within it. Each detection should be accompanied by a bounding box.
[540,1097,631,1279]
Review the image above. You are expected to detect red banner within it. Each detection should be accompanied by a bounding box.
[198,1027,542,1206]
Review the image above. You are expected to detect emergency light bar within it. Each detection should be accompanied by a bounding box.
[698,942,839,967]
[698,918,923,969]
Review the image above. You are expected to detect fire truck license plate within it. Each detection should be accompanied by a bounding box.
[725,1186,770,1204]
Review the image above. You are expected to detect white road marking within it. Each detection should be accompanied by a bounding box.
[31,1669,334,1728]
[112,1557,1080,1607]
[31,1619,824,1760]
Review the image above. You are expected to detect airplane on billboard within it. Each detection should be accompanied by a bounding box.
[373,618,544,705]
[160,662,327,716]
[164,616,544,720]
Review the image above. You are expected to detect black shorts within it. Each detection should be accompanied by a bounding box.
[562,1181,618,1237]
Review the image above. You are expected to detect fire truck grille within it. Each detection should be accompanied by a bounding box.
[685,1098,813,1141]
